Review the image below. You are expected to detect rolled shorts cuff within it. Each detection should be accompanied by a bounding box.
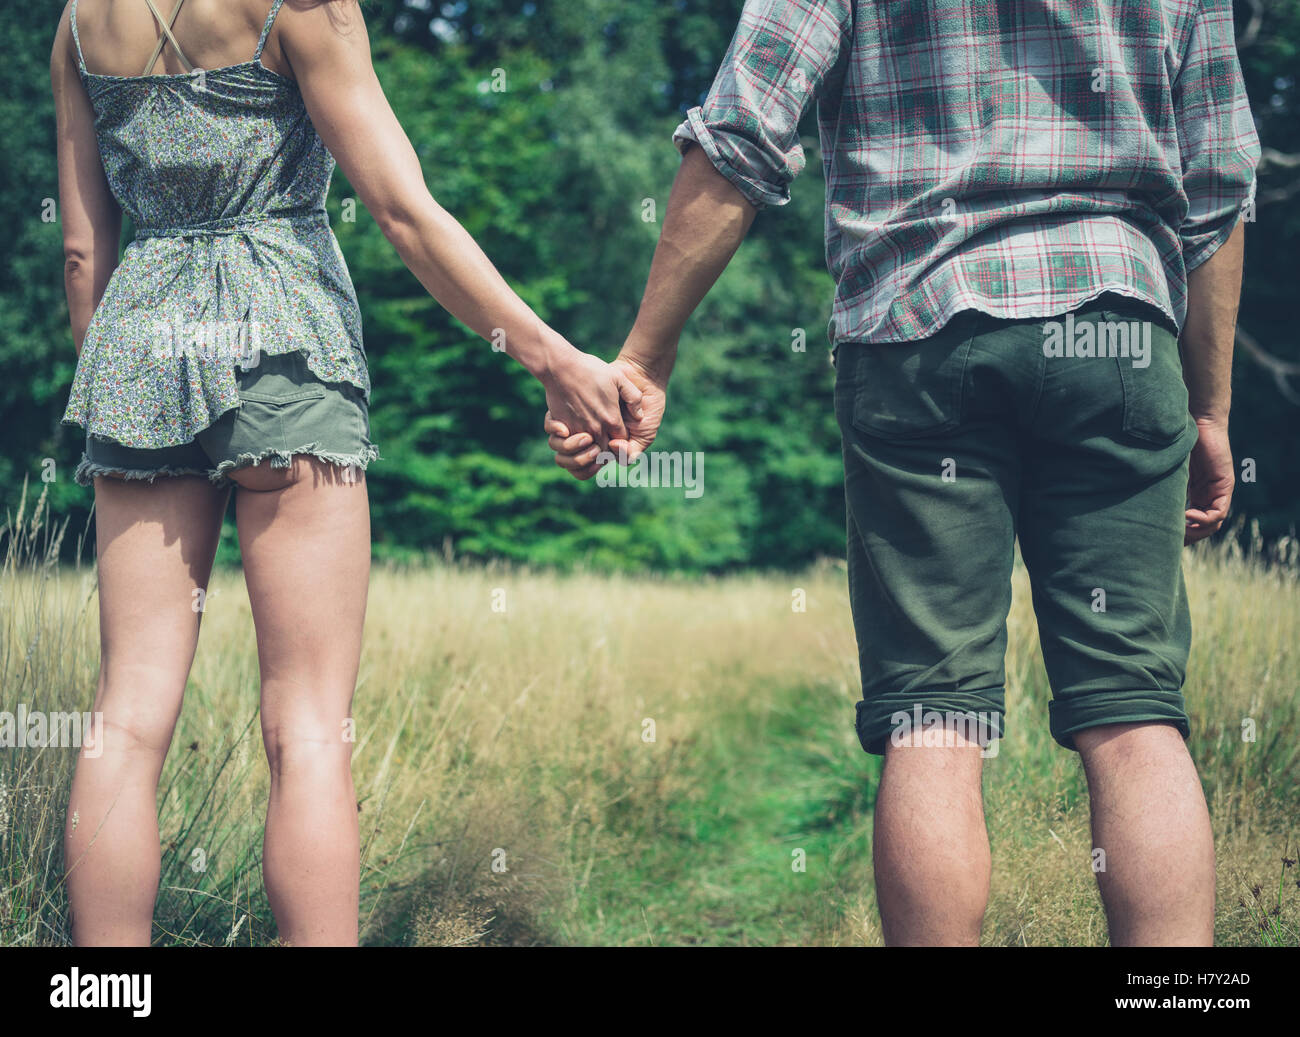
[856,688,1006,756]
[1048,690,1191,751]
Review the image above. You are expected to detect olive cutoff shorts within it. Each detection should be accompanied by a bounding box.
[835,294,1196,755]
[76,350,379,488]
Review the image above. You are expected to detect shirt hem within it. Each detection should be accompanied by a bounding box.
[62,343,370,451]
[831,285,1181,347]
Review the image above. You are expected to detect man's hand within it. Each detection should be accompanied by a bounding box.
[1184,417,1234,545]
[540,347,644,451]
[544,354,668,479]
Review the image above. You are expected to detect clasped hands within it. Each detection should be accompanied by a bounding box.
[539,344,669,480]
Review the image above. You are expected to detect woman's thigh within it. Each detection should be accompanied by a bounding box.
[91,474,229,745]
[231,458,370,744]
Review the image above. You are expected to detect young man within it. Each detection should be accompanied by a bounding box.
[546,0,1258,945]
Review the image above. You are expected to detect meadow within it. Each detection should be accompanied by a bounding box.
[1,486,1297,946]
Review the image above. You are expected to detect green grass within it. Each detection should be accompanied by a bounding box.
[557,681,879,946]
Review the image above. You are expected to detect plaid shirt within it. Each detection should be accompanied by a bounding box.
[674,0,1260,344]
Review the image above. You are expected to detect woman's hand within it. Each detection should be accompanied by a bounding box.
[540,344,644,451]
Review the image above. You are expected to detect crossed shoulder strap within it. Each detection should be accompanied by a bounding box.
[72,0,285,79]
[140,0,193,75]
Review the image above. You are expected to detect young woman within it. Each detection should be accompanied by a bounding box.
[52,0,639,946]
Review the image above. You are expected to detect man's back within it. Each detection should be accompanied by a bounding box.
[674,0,1258,343]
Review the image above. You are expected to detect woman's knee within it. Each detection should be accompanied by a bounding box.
[90,709,177,762]
[261,715,354,779]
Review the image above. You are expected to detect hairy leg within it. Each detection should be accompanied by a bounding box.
[873,722,990,946]
[1075,722,1215,946]
[232,458,370,946]
[66,475,228,946]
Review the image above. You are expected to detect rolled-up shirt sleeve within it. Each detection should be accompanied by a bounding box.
[673,0,853,209]
[1172,0,1261,271]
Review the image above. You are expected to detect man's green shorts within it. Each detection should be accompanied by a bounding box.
[76,350,378,488]
[834,294,1196,755]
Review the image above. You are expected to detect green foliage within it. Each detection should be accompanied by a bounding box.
[2,1,1296,570]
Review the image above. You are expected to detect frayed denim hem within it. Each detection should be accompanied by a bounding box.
[209,442,381,486]
[74,456,209,488]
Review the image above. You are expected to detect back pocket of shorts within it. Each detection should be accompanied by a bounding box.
[1112,313,1191,445]
[237,353,328,405]
[239,384,327,405]
[850,320,975,440]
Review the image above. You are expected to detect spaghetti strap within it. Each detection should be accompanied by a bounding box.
[254,0,287,61]
[69,0,87,73]
[140,0,193,75]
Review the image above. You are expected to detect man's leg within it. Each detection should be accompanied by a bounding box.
[1019,296,1208,946]
[1074,722,1215,945]
[874,721,989,945]
[834,322,1028,946]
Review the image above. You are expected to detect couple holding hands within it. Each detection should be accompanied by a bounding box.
[55,0,1256,945]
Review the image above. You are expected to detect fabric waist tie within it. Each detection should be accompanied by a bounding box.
[134,210,329,239]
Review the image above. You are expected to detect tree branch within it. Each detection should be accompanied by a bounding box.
[1237,0,1265,48]
[1236,324,1300,404]
[1259,147,1300,171]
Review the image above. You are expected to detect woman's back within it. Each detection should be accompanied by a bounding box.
[69,0,294,79]
[64,0,368,449]
[72,0,332,235]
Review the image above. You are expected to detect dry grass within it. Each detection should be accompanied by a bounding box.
[2,485,1296,945]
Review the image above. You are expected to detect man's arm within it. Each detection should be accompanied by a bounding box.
[1181,220,1243,425]
[1171,0,1259,275]
[1180,220,1244,544]
[1169,0,1257,544]
[545,149,755,476]
[546,0,851,475]
[621,147,757,383]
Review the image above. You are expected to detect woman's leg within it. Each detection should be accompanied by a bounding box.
[66,475,229,946]
[231,458,370,946]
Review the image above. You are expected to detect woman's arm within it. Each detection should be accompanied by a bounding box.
[278,0,639,447]
[52,5,121,356]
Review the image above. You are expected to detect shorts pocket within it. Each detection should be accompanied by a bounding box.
[1111,312,1191,445]
[236,351,328,405]
[847,318,976,441]
[239,384,326,405]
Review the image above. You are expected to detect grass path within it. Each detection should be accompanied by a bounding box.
[561,680,881,946]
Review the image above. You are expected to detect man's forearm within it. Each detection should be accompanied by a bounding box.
[1180,220,1245,423]
[620,145,758,381]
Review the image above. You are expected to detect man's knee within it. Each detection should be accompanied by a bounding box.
[1074,719,1187,760]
